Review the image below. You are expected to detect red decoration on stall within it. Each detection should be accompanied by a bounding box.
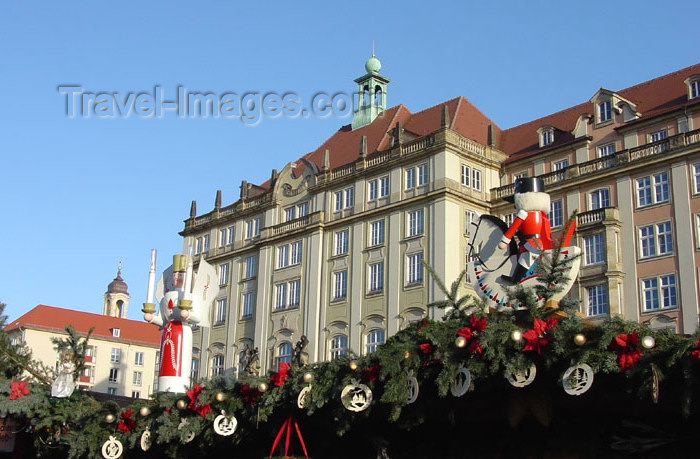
[608,333,643,370]
[9,380,30,400]
[522,317,559,354]
[457,316,488,354]
[268,416,309,459]
[271,363,290,387]
[239,384,258,406]
[361,365,381,383]
[117,409,137,433]
[186,383,211,417]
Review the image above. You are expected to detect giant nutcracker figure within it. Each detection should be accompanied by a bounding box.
[142,250,217,393]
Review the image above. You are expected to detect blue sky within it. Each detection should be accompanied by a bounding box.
[0,1,696,322]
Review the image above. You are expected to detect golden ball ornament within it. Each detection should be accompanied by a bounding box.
[573,333,586,346]
[139,406,151,417]
[455,336,467,348]
[642,336,656,349]
[349,360,358,371]
[303,372,314,383]
[105,414,116,423]
[510,330,523,342]
[258,382,268,393]
[176,399,187,410]
[215,392,226,402]
[404,350,411,359]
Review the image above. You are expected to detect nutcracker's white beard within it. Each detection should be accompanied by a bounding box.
[514,191,550,213]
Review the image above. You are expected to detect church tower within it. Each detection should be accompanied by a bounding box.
[351,53,390,130]
[103,262,129,318]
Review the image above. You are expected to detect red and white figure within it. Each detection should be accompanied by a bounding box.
[143,251,217,393]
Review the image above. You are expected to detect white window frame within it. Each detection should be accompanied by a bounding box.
[335,187,354,211]
[108,368,118,384]
[366,329,385,354]
[202,234,210,252]
[472,168,482,191]
[417,163,428,186]
[405,167,416,190]
[212,354,225,376]
[598,100,612,123]
[694,164,700,194]
[276,343,293,369]
[219,263,229,285]
[368,179,378,201]
[334,229,349,255]
[132,371,142,386]
[110,348,121,363]
[289,279,301,307]
[589,188,610,210]
[227,226,235,245]
[586,284,608,317]
[691,79,700,99]
[549,199,563,228]
[540,128,554,147]
[368,261,384,293]
[195,237,202,254]
[379,175,389,197]
[111,328,120,338]
[597,143,616,158]
[584,233,605,266]
[219,229,227,247]
[406,252,424,285]
[641,274,677,312]
[638,220,674,259]
[274,283,287,310]
[277,244,289,269]
[333,270,347,301]
[244,255,257,279]
[330,335,348,359]
[649,129,668,143]
[636,172,669,208]
[107,387,117,395]
[241,292,254,319]
[214,299,226,325]
[245,217,261,239]
[290,240,302,265]
[134,352,144,367]
[297,202,309,217]
[461,164,471,187]
[284,206,296,222]
[553,159,569,171]
[369,220,385,247]
[407,209,424,237]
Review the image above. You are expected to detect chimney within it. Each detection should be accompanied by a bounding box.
[189,200,197,218]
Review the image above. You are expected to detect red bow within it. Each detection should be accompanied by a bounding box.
[9,380,30,400]
[186,383,211,417]
[691,340,700,360]
[457,316,488,354]
[361,365,381,382]
[239,384,258,406]
[608,333,643,370]
[117,409,137,432]
[270,362,290,387]
[522,317,559,354]
[416,319,428,331]
[419,343,433,355]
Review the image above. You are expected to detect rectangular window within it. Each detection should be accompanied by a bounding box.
[334,191,343,211]
[417,163,428,186]
[191,358,199,382]
[461,164,471,187]
[541,130,553,146]
[215,299,226,325]
[369,261,384,293]
[202,234,210,252]
[590,188,610,210]
[133,371,142,386]
[335,187,354,210]
[472,169,482,191]
[134,352,144,367]
[587,284,608,317]
[112,328,120,338]
[549,199,563,228]
[553,159,569,171]
[290,240,302,265]
[244,255,257,278]
[330,335,348,359]
[368,179,378,201]
[333,270,347,300]
[108,387,117,395]
[407,252,424,284]
[284,206,296,222]
[642,274,677,311]
[636,172,669,207]
[242,292,254,319]
[694,164,700,194]
[274,283,287,310]
[334,230,349,255]
[345,187,354,208]
[110,348,120,363]
[407,209,424,237]
[246,218,261,238]
[599,100,612,122]
[227,226,235,244]
[584,233,605,265]
[219,229,227,247]
[109,368,118,383]
[366,329,385,354]
[597,143,616,158]
[297,202,309,217]
[405,168,416,189]
[131,391,140,398]
[195,237,202,254]
[692,80,700,99]
[219,263,229,285]
[379,176,389,197]
[649,129,668,143]
[277,244,289,268]
[212,355,224,376]
[638,221,674,258]
[289,279,300,307]
[369,220,385,246]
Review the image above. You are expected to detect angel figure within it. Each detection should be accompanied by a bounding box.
[51,349,76,398]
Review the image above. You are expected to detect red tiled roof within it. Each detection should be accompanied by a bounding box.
[500,63,700,163]
[4,305,160,347]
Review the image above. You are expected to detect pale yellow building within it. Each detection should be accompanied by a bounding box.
[5,270,161,398]
[181,58,700,379]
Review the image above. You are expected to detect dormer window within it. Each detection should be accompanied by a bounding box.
[112,328,120,338]
[598,100,612,122]
[537,126,554,148]
[684,75,700,99]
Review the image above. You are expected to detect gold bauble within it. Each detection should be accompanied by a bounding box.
[455,336,467,348]
[510,330,523,342]
[642,336,656,349]
[573,333,586,346]
[349,360,358,371]
[105,414,116,423]
[404,350,411,359]
[303,372,314,383]
[258,382,268,393]
[176,399,187,410]
[215,392,226,402]
[139,406,151,417]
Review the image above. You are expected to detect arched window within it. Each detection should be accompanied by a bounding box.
[190,358,199,384]
[116,300,124,317]
[363,85,370,107]
[365,329,385,354]
[374,86,382,106]
[211,354,225,376]
[330,335,348,359]
[276,342,293,369]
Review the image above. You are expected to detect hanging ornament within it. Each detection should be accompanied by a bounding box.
[176,399,187,410]
[139,406,151,417]
[297,385,312,409]
[404,350,411,359]
[101,436,123,459]
[140,427,152,451]
[642,336,656,349]
[561,363,594,396]
[341,379,373,412]
[405,371,419,405]
[215,392,226,402]
[506,363,537,388]
[178,418,195,444]
[455,336,467,348]
[105,414,116,424]
[258,382,269,393]
[213,410,238,436]
[303,372,314,383]
[651,364,660,404]
[450,365,471,397]
[510,330,523,342]
[349,360,358,371]
[573,333,586,346]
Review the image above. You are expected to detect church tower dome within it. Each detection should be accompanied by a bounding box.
[103,262,130,318]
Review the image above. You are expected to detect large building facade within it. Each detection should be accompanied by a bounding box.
[5,269,161,398]
[181,58,700,380]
